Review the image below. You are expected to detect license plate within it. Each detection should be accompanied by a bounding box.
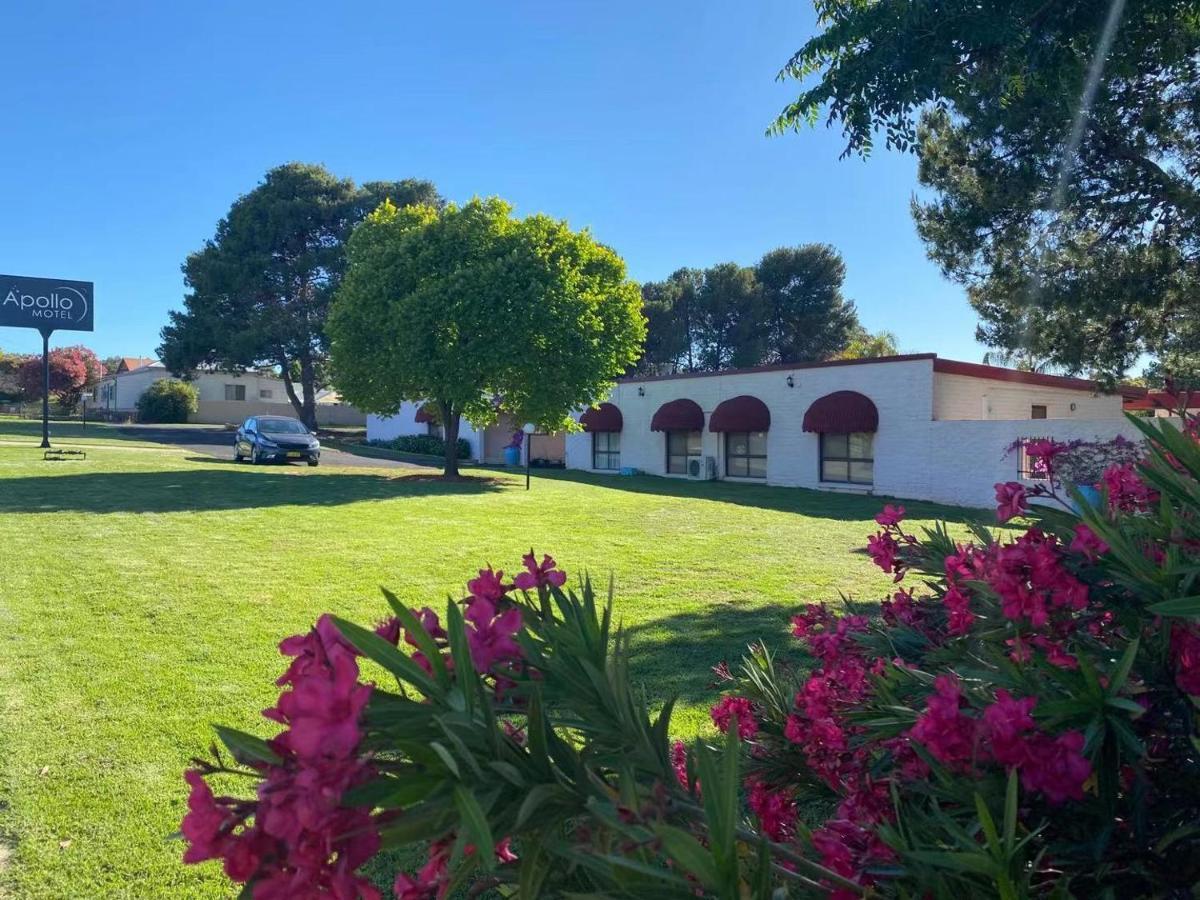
[287,451,302,458]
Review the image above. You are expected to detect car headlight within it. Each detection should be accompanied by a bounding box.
[259,437,279,449]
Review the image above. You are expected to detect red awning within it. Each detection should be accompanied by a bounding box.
[580,402,623,432]
[709,395,770,432]
[650,398,704,432]
[414,402,439,424]
[802,391,879,433]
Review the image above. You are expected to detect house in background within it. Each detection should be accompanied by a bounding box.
[368,402,565,465]
[94,360,365,426]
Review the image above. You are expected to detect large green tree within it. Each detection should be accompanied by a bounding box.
[328,197,646,477]
[775,0,1200,383]
[638,245,859,372]
[159,163,439,428]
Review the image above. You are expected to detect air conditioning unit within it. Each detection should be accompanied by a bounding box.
[687,456,718,480]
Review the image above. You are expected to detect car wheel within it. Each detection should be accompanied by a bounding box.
[307,458,319,468]
[251,446,262,465]
[234,445,243,462]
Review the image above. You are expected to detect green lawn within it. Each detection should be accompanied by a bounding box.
[0,421,986,898]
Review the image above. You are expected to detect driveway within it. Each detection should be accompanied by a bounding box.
[114,424,424,469]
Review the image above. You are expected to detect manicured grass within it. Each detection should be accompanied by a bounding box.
[0,421,987,898]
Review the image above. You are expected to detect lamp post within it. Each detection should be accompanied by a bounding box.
[522,422,536,490]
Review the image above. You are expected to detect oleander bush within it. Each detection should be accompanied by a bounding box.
[136,379,199,423]
[366,434,471,459]
[181,416,1200,898]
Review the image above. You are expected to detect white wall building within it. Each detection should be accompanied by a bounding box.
[561,354,1143,510]
[365,354,1148,510]
[94,360,365,426]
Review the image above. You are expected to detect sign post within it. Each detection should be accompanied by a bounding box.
[0,274,95,449]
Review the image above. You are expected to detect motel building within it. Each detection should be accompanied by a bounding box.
[368,354,1150,510]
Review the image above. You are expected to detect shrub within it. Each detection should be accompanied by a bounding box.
[136,379,198,423]
[366,434,471,459]
[181,416,1200,898]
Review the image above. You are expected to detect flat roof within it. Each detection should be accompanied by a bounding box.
[619,353,1110,394]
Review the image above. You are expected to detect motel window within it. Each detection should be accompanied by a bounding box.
[259,389,273,399]
[1031,404,1047,419]
[225,384,246,401]
[726,431,767,478]
[426,422,444,439]
[666,430,702,474]
[821,432,874,485]
[592,432,620,470]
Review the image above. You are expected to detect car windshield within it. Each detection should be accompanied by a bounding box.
[258,419,308,435]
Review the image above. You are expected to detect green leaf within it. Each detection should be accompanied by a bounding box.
[906,850,998,876]
[381,587,449,683]
[1106,638,1140,695]
[1146,596,1200,617]
[453,785,495,869]
[654,824,720,889]
[213,725,281,767]
[329,616,442,698]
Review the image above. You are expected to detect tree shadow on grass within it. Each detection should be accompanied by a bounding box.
[625,602,802,707]
[0,467,506,514]
[534,468,988,525]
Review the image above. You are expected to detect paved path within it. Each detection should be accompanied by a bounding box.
[114,425,424,469]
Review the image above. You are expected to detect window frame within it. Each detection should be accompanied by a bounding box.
[724,431,767,479]
[819,431,874,485]
[592,431,621,470]
[225,383,247,402]
[1031,404,1048,419]
[665,429,702,475]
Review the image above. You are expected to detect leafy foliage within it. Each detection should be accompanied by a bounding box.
[183,416,1200,897]
[638,246,859,374]
[159,163,440,429]
[328,197,646,477]
[17,345,103,410]
[365,434,471,460]
[775,0,1200,382]
[135,379,198,423]
[832,326,899,361]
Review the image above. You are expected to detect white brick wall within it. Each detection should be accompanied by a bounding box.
[564,358,1145,510]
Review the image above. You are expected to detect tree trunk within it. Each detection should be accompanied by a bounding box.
[297,351,318,432]
[279,356,306,424]
[440,400,460,479]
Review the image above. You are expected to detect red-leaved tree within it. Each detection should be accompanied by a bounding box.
[18,346,104,410]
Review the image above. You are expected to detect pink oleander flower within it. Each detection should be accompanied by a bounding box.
[867,530,900,577]
[394,838,451,900]
[874,504,906,527]
[513,551,567,591]
[1020,731,1092,804]
[1170,624,1200,695]
[1070,523,1109,561]
[463,596,524,672]
[910,675,977,770]
[746,779,795,842]
[942,585,975,636]
[981,690,1037,768]
[710,695,758,739]
[670,739,691,791]
[1102,462,1158,513]
[466,567,509,603]
[180,770,242,864]
[994,481,1029,523]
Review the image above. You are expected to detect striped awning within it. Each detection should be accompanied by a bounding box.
[802,391,879,433]
[580,402,623,432]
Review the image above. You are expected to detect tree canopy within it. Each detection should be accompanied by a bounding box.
[775,0,1200,383]
[16,345,103,409]
[159,163,440,428]
[328,197,646,477]
[637,245,859,374]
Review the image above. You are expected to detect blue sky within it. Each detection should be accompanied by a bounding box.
[0,0,983,361]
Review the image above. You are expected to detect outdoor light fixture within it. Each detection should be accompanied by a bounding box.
[637,386,645,396]
[786,375,795,388]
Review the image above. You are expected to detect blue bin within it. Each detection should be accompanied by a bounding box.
[620,466,639,476]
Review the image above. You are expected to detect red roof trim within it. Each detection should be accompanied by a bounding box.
[932,358,1104,392]
[650,398,705,432]
[580,402,623,432]
[621,354,937,385]
[802,391,879,433]
[709,395,771,432]
[1123,390,1200,411]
